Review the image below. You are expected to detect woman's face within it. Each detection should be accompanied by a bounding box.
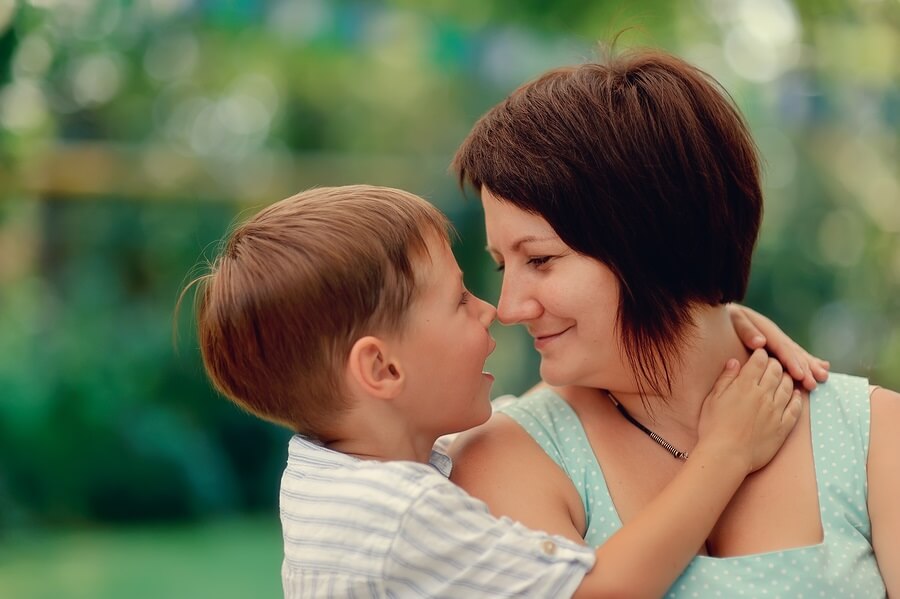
[481,187,633,389]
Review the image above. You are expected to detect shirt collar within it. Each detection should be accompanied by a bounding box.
[428,448,453,477]
[292,434,453,477]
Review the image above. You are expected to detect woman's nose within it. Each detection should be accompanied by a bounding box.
[496,278,541,325]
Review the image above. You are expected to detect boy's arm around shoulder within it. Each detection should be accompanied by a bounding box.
[868,386,900,596]
[385,466,594,598]
[449,412,588,544]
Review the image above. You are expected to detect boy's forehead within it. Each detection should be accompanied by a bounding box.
[416,234,461,283]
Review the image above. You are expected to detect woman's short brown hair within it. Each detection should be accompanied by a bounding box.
[453,49,763,397]
[189,185,450,437]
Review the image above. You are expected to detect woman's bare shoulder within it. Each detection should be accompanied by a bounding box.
[449,384,576,472]
[870,386,900,434]
[869,385,899,401]
[867,386,900,594]
[869,386,900,446]
[867,385,899,488]
[449,412,545,477]
[448,411,587,540]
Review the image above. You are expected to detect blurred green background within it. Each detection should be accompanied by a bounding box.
[0,0,897,597]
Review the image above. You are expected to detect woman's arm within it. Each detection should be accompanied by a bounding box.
[868,386,900,596]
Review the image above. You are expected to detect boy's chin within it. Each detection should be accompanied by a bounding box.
[470,392,494,426]
[442,402,492,441]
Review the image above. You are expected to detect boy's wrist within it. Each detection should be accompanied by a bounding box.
[690,441,753,478]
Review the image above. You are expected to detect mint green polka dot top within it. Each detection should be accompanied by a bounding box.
[500,373,885,598]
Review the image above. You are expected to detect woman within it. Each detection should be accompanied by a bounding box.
[449,49,898,597]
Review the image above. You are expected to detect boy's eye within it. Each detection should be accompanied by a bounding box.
[460,291,470,305]
[495,264,505,272]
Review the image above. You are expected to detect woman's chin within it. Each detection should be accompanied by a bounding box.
[538,363,570,387]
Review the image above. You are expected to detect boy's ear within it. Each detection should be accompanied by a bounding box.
[346,336,404,399]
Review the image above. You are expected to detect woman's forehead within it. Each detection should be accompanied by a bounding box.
[482,194,559,245]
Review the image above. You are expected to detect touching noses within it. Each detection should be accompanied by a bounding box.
[476,296,497,328]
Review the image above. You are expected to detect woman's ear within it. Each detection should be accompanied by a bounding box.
[346,336,404,399]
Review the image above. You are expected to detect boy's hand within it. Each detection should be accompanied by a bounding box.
[728,303,829,391]
[697,349,802,475]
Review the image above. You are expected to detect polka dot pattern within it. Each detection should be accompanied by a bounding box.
[501,373,885,597]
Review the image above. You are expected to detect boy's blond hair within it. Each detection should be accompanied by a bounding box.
[191,185,450,437]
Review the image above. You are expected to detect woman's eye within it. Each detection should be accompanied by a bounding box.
[527,256,552,267]
[495,264,505,272]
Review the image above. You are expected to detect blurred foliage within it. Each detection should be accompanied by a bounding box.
[0,0,897,564]
[0,197,286,528]
[0,517,282,598]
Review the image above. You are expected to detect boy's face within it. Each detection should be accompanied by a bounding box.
[393,234,497,437]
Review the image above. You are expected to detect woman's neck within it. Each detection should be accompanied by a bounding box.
[609,305,752,443]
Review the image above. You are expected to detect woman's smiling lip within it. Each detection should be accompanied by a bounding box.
[532,327,572,350]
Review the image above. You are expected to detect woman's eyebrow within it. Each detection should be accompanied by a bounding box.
[494,235,558,253]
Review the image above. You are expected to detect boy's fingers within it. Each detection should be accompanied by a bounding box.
[793,354,815,391]
[741,348,769,381]
[811,358,830,383]
[765,335,808,384]
[786,350,807,385]
[708,358,741,398]
[773,373,794,406]
[760,356,785,387]
[781,391,803,426]
[801,371,817,392]
[732,308,767,349]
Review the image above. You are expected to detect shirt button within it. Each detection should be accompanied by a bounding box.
[541,540,557,556]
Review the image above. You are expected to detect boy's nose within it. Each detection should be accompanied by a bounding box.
[477,297,497,328]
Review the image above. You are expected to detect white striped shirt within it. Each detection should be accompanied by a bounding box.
[280,435,595,598]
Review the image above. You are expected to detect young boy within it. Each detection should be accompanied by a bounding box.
[190,185,801,598]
